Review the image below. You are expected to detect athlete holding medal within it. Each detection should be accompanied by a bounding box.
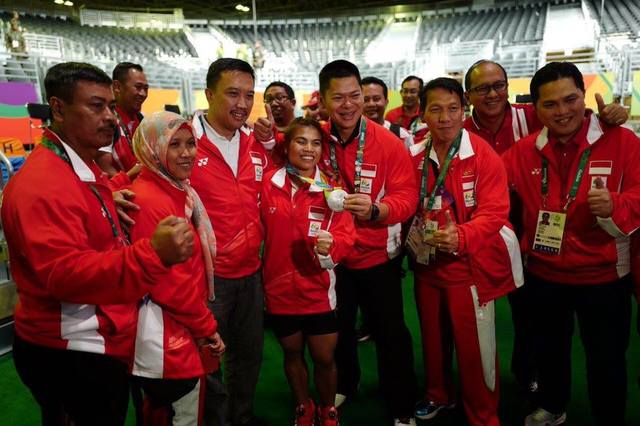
[260,117,355,426]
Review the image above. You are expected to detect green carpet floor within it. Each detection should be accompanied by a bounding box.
[1,268,639,425]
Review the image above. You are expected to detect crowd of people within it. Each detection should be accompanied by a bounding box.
[2,54,639,426]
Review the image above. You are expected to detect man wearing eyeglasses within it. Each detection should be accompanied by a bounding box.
[463,60,627,155]
[264,81,296,131]
[385,75,424,131]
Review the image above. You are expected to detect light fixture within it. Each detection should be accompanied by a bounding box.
[54,0,64,4]
[63,0,73,5]
[235,4,250,12]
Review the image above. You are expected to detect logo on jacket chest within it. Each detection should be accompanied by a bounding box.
[198,157,209,167]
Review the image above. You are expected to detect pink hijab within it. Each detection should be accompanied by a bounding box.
[133,110,217,301]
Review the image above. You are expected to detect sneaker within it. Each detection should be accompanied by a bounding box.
[393,418,416,426]
[414,400,455,420]
[334,393,347,408]
[294,399,316,426]
[356,326,372,342]
[317,405,339,426]
[524,408,567,426]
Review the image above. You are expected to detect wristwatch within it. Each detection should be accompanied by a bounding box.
[369,203,380,221]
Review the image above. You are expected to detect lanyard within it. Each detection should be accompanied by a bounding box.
[410,117,420,135]
[285,164,335,190]
[329,119,366,192]
[114,109,134,149]
[40,134,125,241]
[541,148,590,211]
[419,131,462,211]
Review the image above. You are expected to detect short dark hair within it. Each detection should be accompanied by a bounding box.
[464,59,508,91]
[319,60,361,96]
[265,81,295,100]
[361,76,388,99]
[112,62,143,83]
[402,75,424,91]
[420,77,465,112]
[206,58,255,90]
[283,117,323,147]
[530,61,585,105]
[45,62,112,104]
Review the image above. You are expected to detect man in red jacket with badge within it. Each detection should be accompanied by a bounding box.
[96,62,148,178]
[317,60,418,426]
[408,77,522,426]
[463,59,629,397]
[502,62,640,426]
[190,58,269,426]
[2,62,193,426]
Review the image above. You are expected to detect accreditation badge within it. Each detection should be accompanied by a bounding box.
[308,221,322,238]
[254,165,263,182]
[359,178,372,194]
[406,216,431,265]
[532,210,566,255]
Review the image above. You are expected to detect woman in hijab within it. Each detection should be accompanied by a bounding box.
[129,110,224,425]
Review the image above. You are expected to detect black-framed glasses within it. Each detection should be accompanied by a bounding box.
[470,81,508,96]
[264,95,290,104]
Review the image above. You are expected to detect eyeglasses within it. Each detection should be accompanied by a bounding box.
[470,81,508,96]
[264,95,290,104]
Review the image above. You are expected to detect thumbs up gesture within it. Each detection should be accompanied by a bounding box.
[588,177,613,218]
[253,103,275,143]
[595,93,628,126]
[433,210,459,253]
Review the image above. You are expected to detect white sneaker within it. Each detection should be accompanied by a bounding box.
[393,418,416,426]
[334,393,347,408]
[524,408,567,426]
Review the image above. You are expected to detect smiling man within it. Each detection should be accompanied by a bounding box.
[190,58,269,426]
[317,60,418,426]
[502,62,640,426]
[408,77,522,426]
[96,62,149,178]
[362,76,414,148]
[264,81,296,131]
[385,75,423,131]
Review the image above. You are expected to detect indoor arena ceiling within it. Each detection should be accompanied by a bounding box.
[2,0,469,19]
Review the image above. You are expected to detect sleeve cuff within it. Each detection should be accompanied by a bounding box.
[136,238,172,281]
[317,253,337,270]
[596,216,628,238]
[260,137,276,150]
[456,227,467,255]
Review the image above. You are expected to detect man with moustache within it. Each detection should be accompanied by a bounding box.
[190,58,269,426]
[2,62,193,426]
[385,75,423,131]
[264,81,296,131]
[317,60,418,426]
[97,62,149,178]
[502,62,640,426]
[362,76,413,148]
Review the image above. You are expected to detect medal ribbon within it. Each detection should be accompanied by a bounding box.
[329,118,366,192]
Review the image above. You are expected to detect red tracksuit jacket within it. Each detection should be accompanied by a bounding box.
[463,103,541,155]
[111,105,141,173]
[129,169,217,379]
[190,112,270,279]
[502,111,640,284]
[409,129,523,303]
[319,117,418,270]
[260,167,355,315]
[1,131,168,361]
